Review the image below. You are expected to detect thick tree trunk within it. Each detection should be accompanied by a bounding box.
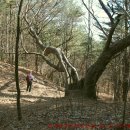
[83,49,113,98]
[67,49,113,98]
[25,10,130,99]
[83,35,130,99]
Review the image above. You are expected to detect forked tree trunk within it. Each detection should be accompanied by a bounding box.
[24,9,130,99]
[82,34,130,98]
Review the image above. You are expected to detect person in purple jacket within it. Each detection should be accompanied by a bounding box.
[26,71,34,92]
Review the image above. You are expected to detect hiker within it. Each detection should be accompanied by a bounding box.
[26,71,34,92]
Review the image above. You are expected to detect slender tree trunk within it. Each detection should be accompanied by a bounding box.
[15,0,23,120]
[35,45,38,73]
[9,4,13,64]
[5,13,9,63]
[35,54,38,73]
[121,0,129,129]
[0,28,3,61]
[122,51,129,101]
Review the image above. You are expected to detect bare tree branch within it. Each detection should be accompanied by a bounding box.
[104,14,122,50]
[23,1,80,89]
[110,34,130,55]
[56,36,73,48]
[98,0,113,24]
[113,0,130,19]
[82,0,108,37]
[62,52,79,81]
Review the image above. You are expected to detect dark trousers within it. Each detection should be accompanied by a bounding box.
[26,81,32,92]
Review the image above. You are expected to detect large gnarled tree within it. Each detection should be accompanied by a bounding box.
[22,0,130,99]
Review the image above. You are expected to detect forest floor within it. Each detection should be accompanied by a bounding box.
[0,62,130,130]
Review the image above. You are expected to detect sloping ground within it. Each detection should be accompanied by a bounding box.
[0,62,130,130]
[0,62,65,130]
[0,62,64,104]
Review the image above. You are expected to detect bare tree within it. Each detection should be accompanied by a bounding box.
[79,0,130,99]
[12,0,130,99]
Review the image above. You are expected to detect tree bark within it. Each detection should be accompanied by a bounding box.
[83,49,113,98]
[24,1,130,98]
[83,35,130,98]
[15,0,23,120]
